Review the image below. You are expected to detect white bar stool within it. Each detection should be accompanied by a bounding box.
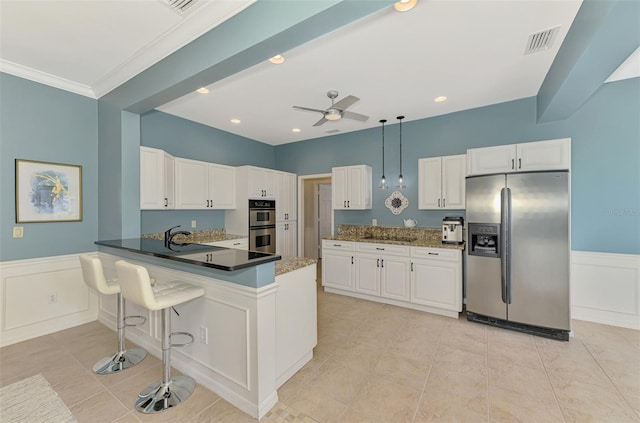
[115,260,205,414]
[78,255,147,374]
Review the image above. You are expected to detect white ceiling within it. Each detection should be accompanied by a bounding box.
[1,0,637,146]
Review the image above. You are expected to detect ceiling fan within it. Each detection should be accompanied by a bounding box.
[293,90,370,127]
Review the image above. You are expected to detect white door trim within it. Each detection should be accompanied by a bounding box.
[297,173,332,259]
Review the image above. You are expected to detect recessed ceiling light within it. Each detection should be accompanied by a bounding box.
[291,128,301,133]
[196,87,209,94]
[434,96,448,102]
[230,118,241,124]
[268,54,285,64]
[394,0,417,12]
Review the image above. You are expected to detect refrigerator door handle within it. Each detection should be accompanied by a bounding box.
[500,187,513,305]
[500,187,511,304]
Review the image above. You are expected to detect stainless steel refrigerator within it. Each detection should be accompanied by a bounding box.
[465,171,570,341]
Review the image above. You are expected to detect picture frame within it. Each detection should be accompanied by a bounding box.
[15,159,83,223]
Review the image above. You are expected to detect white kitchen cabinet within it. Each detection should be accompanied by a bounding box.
[140,146,174,209]
[418,154,466,210]
[322,240,355,291]
[276,222,297,257]
[410,247,462,312]
[275,171,297,222]
[332,165,372,210]
[244,166,275,199]
[355,243,411,301]
[467,138,570,176]
[174,157,236,209]
[203,238,248,250]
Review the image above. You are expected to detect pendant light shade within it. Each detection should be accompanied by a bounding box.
[378,119,388,190]
[396,115,406,189]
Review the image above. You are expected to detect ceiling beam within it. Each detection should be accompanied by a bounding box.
[536,0,640,123]
[100,0,394,113]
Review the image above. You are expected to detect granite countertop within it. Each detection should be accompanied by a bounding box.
[325,225,466,250]
[142,228,245,244]
[96,238,280,272]
[275,257,317,276]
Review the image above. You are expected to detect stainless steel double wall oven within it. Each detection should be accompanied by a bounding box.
[249,199,276,253]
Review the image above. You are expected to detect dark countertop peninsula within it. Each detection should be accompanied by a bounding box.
[95,238,281,272]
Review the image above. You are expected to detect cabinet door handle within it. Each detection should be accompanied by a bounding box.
[381,259,384,268]
[518,158,522,169]
[438,199,440,207]
[411,262,414,271]
[206,200,209,207]
[347,200,350,208]
[351,256,354,264]
[333,244,342,247]
[376,247,385,251]
[443,198,446,208]
[233,242,241,246]
[344,200,346,208]
[428,252,439,255]
[377,258,380,267]
[164,198,168,207]
[511,159,515,169]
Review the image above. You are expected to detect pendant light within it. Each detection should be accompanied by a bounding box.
[396,115,406,189]
[378,119,388,190]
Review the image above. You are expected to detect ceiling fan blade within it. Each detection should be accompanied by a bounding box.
[293,105,325,113]
[332,95,360,111]
[342,111,369,122]
[313,116,328,126]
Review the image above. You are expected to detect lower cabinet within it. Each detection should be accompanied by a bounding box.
[355,243,411,301]
[276,221,297,257]
[410,247,462,312]
[321,241,355,291]
[322,240,462,318]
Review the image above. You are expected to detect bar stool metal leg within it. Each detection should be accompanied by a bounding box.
[135,307,196,413]
[93,293,147,374]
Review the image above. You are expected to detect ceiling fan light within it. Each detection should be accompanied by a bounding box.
[325,110,342,121]
[394,0,417,12]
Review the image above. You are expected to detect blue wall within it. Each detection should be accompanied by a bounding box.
[139,110,276,234]
[0,73,98,261]
[275,78,640,255]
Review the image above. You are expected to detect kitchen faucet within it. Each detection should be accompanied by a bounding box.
[164,225,191,248]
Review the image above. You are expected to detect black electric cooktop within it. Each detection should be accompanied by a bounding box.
[95,238,280,271]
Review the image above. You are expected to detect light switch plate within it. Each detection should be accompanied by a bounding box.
[13,226,24,238]
[191,220,197,228]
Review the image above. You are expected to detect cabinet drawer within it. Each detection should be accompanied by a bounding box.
[322,240,355,251]
[411,247,460,262]
[204,239,248,249]
[357,243,410,256]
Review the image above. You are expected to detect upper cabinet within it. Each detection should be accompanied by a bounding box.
[467,138,571,176]
[275,171,297,222]
[418,154,466,210]
[332,165,372,210]
[174,157,236,209]
[243,166,275,199]
[140,146,174,209]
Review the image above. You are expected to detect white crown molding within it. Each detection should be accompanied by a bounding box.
[0,60,96,99]
[91,0,256,99]
[605,46,640,83]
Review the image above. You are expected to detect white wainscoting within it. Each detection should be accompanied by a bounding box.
[0,253,99,347]
[571,251,640,330]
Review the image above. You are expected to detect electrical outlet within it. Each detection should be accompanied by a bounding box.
[48,292,57,304]
[191,220,197,228]
[199,326,208,344]
[13,226,24,238]
[372,219,378,226]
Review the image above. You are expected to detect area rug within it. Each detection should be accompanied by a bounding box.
[0,373,77,423]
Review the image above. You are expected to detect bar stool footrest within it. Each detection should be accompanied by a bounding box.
[123,314,147,327]
[92,348,147,375]
[135,375,196,414]
[170,331,194,348]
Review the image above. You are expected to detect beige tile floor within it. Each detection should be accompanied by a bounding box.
[1,266,639,422]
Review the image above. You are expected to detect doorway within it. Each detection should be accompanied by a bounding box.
[297,174,332,259]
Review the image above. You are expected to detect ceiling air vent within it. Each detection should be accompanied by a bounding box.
[325,129,341,134]
[524,26,560,55]
[164,0,198,15]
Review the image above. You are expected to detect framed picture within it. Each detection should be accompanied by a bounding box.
[15,159,83,223]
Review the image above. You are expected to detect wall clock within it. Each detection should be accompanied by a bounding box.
[385,191,408,215]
